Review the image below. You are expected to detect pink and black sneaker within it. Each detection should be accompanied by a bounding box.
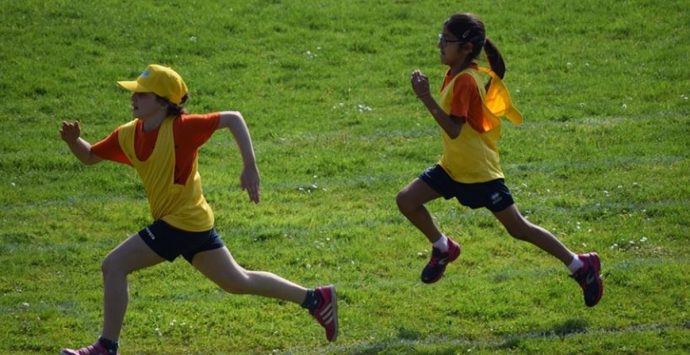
[61,341,117,355]
[571,252,604,307]
[421,236,462,284]
[309,285,339,342]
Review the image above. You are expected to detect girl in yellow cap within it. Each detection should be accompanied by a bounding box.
[60,64,337,355]
[397,13,603,307]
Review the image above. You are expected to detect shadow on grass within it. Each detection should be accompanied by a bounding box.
[347,319,589,354]
[497,318,589,351]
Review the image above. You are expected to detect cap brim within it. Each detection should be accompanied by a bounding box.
[116,80,151,93]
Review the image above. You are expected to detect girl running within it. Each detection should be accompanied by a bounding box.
[60,64,338,355]
[396,13,603,307]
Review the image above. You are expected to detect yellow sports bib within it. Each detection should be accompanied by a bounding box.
[118,118,214,232]
[438,67,522,183]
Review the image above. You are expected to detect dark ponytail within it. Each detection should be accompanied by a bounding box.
[446,13,506,79]
[483,38,505,79]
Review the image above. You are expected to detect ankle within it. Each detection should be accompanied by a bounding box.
[432,235,449,252]
[567,255,583,274]
[98,336,119,354]
[300,289,322,311]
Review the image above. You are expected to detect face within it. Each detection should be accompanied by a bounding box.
[130,92,165,119]
[438,26,472,67]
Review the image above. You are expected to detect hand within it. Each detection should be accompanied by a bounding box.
[60,121,81,143]
[411,70,431,99]
[240,164,261,203]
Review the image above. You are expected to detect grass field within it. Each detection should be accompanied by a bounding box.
[1,0,689,354]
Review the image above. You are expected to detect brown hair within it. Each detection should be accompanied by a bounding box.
[445,13,506,79]
[155,94,188,117]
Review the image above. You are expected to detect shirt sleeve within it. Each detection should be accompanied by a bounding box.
[450,74,487,133]
[176,113,221,148]
[91,129,132,165]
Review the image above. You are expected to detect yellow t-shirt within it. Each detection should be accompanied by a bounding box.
[118,117,214,232]
[438,67,522,183]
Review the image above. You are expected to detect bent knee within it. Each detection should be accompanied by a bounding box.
[506,222,536,241]
[101,255,123,277]
[396,190,416,213]
[220,276,253,294]
[216,269,254,294]
[101,253,133,277]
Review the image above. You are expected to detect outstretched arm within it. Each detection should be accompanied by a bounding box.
[218,111,260,203]
[410,70,465,139]
[60,121,103,165]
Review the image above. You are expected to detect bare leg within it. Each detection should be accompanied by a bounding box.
[396,178,444,243]
[101,234,165,340]
[493,204,575,265]
[191,247,307,304]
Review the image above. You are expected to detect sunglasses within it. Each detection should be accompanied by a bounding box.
[438,33,464,47]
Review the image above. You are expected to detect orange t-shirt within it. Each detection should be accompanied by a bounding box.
[92,113,221,184]
[441,64,489,133]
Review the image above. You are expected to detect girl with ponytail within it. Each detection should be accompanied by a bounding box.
[397,13,603,307]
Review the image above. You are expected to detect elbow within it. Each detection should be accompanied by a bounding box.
[219,111,245,129]
[445,116,464,139]
[232,112,245,121]
[221,110,244,120]
[82,153,101,165]
[447,126,461,139]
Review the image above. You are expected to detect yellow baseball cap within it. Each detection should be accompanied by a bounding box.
[117,64,188,105]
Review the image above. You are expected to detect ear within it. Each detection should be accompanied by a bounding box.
[459,42,473,54]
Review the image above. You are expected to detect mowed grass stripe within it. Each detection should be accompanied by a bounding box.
[0,178,690,214]
[232,114,690,142]
[292,322,690,355]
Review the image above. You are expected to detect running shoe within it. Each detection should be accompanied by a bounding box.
[421,237,461,284]
[61,341,116,355]
[309,285,339,341]
[571,252,604,307]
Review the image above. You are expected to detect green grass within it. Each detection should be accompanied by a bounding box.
[1,0,689,354]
